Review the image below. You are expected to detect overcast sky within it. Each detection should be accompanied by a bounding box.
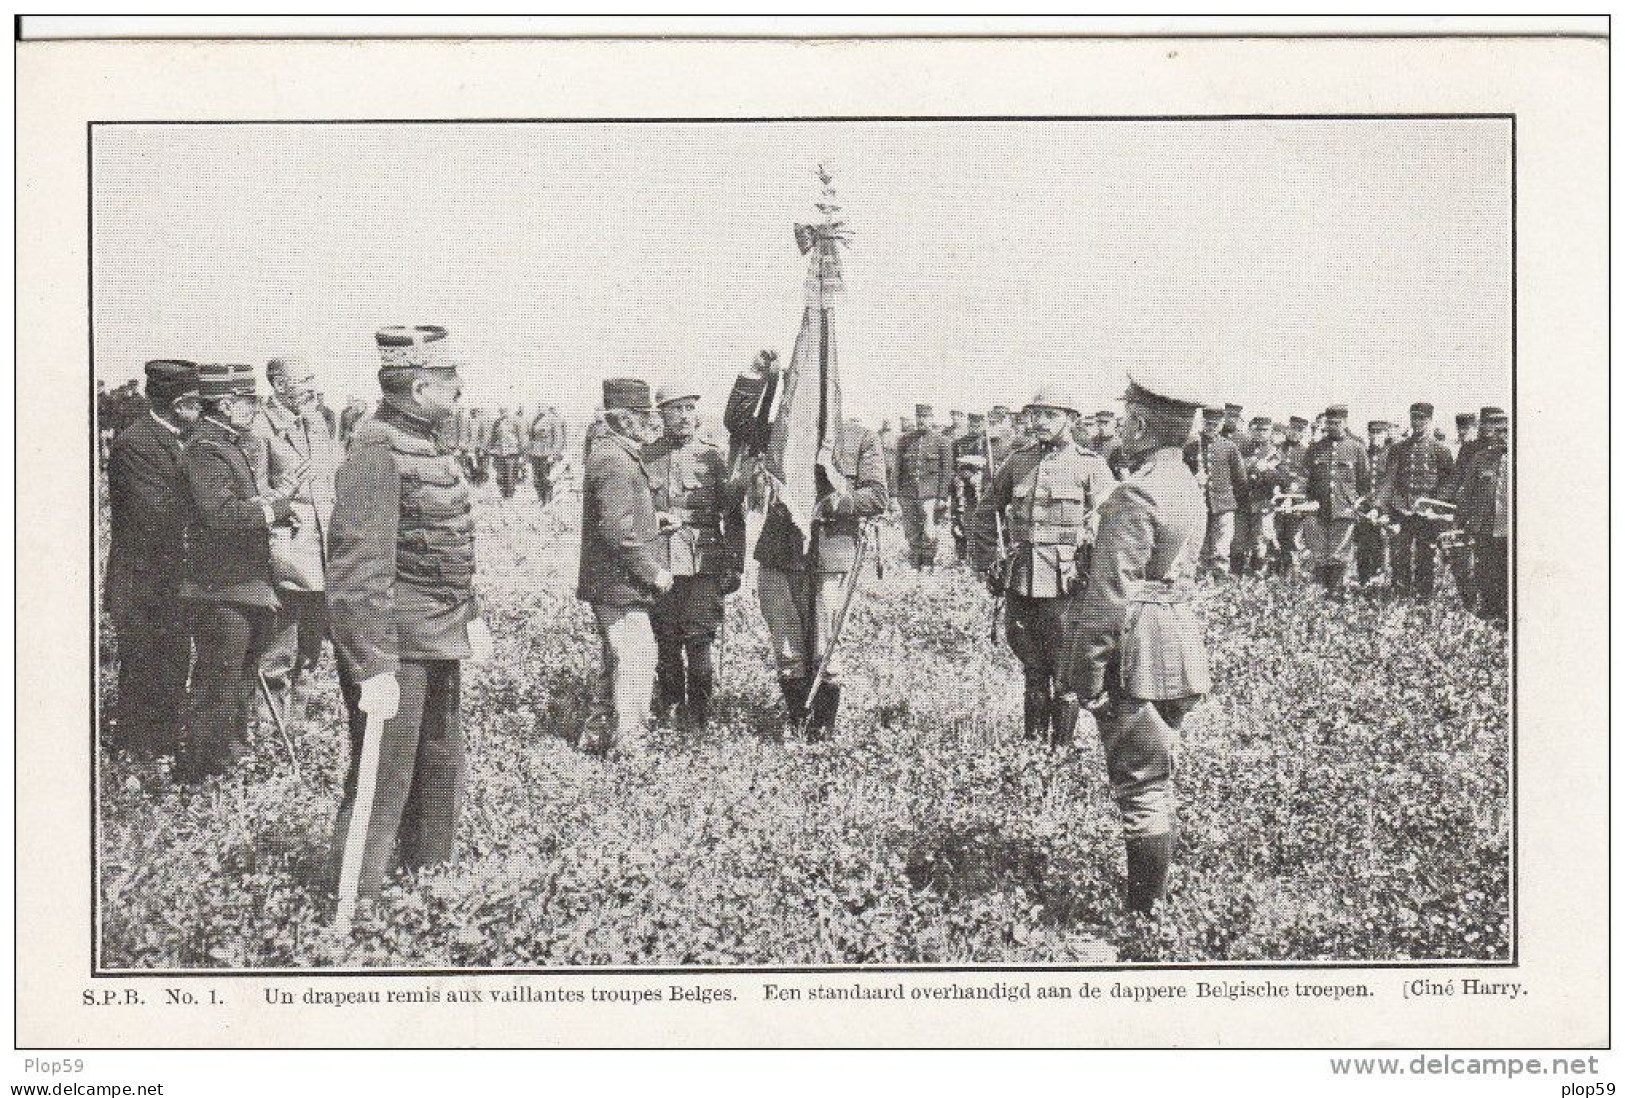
[92,119,1510,426]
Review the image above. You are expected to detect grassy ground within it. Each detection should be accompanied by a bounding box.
[96,479,1510,968]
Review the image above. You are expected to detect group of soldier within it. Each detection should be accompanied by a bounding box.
[101,326,1511,924]
[877,396,1511,625]
[449,404,569,503]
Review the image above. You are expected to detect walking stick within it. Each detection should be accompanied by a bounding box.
[255,670,303,781]
[332,707,384,935]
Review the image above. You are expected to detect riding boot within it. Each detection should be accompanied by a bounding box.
[1022,673,1051,740]
[653,635,686,723]
[807,682,841,742]
[1049,692,1080,749]
[1124,832,1174,914]
[780,676,811,735]
[684,638,715,727]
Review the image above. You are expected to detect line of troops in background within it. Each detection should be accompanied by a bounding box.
[875,397,1511,624]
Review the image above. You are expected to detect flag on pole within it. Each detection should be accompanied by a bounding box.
[766,166,851,553]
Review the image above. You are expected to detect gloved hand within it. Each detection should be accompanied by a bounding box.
[466,617,494,663]
[934,500,950,521]
[654,568,675,594]
[358,672,400,723]
[1084,689,1113,715]
[978,568,1001,597]
[720,572,743,596]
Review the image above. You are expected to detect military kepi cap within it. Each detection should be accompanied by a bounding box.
[655,383,701,408]
[1367,420,1389,432]
[603,377,653,411]
[915,403,934,417]
[1481,407,1509,426]
[1201,407,1225,421]
[1224,402,1244,415]
[376,325,454,374]
[967,412,985,425]
[1410,401,1435,417]
[144,359,199,406]
[197,362,256,400]
[990,404,1011,416]
[1288,415,1309,428]
[1324,404,1350,421]
[1250,416,1273,428]
[1455,412,1478,427]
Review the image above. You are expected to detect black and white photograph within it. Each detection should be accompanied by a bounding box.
[90,115,1514,971]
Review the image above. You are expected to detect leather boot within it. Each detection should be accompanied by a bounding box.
[654,637,686,722]
[1022,674,1051,740]
[807,682,841,742]
[1049,692,1080,749]
[1124,832,1174,914]
[685,639,715,727]
[780,677,811,734]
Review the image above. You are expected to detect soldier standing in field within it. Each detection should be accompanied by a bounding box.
[527,404,567,505]
[1237,415,1281,574]
[326,326,493,923]
[950,411,990,563]
[176,363,299,782]
[1383,401,1455,598]
[1453,407,1509,625]
[105,359,201,757]
[1272,415,1312,577]
[253,357,338,727]
[1183,408,1246,582]
[1059,372,1211,915]
[644,384,746,728]
[971,386,1115,747]
[986,405,1016,473]
[487,405,525,498]
[896,403,953,570]
[1304,404,1372,592]
[1353,419,1394,587]
[755,417,889,741]
[1091,410,1126,480]
[577,379,673,755]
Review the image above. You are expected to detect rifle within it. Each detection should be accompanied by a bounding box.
[803,521,873,721]
[984,429,1009,645]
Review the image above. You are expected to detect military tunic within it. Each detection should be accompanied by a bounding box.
[971,437,1115,743]
[643,433,746,721]
[1183,433,1247,578]
[1381,432,1455,596]
[1304,434,1371,585]
[327,399,479,904]
[895,426,954,567]
[1059,445,1210,839]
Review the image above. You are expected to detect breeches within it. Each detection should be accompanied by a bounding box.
[899,498,940,563]
[183,601,276,777]
[110,592,191,755]
[1096,694,1197,838]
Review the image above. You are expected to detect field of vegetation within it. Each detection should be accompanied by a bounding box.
[96,479,1510,969]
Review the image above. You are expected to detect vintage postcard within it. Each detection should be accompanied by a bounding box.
[14,24,1608,1050]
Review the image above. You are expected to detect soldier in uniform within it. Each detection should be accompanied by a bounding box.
[949,411,990,562]
[1444,406,1500,611]
[946,409,968,445]
[1058,372,1211,914]
[1383,401,1455,598]
[1304,404,1371,592]
[1354,419,1394,587]
[1237,415,1281,574]
[1183,408,1247,581]
[578,379,673,754]
[177,363,298,781]
[1272,415,1312,577]
[644,384,746,727]
[488,406,525,498]
[971,386,1115,746]
[327,326,492,920]
[1221,402,1244,439]
[105,359,201,756]
[252,357,338,727]
[1456,408,1509,625]
[895,403,953,570]
[528,405,567,504]
[755,417,889,740]
[876,419,898,504]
